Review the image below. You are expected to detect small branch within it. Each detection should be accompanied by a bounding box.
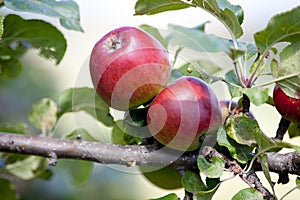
[246,169,275,200]
[242,93,250,113]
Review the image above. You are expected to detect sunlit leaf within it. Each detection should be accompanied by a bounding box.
[254,6,300,54]
[28,98,57,132]
[134,0,191,15]
[167,24,230,53]
[241,87,269,106]
[259,154,275,194]
[271,41,300,98]
[225,69,242,98]
[5,156,46,180]
[231,188,263,200]
[0,122,28,134]
[194,180,220,200]
[4,0,83,32]
[296,176,300,189]
[193,0,244,38]
[57,87,114,127]
[111,120,144,145]
[139,24,168,49]
[197,155,225,178]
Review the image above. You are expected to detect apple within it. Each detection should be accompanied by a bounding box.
[147,76,222,151]
[90,26,171,111]
[273,84,300,122]
[139,166,182,190]
[219,100,255,123]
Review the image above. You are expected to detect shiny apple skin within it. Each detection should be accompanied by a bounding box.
[90,26,171,111]
[147,76,222,151]
[273,85,300,122]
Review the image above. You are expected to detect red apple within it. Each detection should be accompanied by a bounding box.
[147,76,222,151]
[90,26,171,111]
[273,84,300,122]
[219,100,255,123]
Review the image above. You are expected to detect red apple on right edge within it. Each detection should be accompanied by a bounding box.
[273,84,300,122]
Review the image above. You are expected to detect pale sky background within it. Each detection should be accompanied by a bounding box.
[23,1,300,199]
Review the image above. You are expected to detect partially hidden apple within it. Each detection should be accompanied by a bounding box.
[147,76,222,151]
[90,26,171,111]
[219,100,255,123]
[273,84,300,122]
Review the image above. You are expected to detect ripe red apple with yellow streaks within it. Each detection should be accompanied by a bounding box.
[90,26,171,111]
[147,76,222,151]
[273,84,300,122]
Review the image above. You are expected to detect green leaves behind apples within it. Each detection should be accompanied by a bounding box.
[254,6,300,55]
[0,14,66,77]
[225,113,275,149]
[57,87,114,127]
[182,170,220,200]
[139,24,168,49]
[134,0,191,15]
[0,15,3,39]
[167,24,230,53]
[271,41,300,98]
[28,98,57,133]
[241,87,269,106]
[112,120,143,145]
[5,155,48,180]
[197,155,225,178]
[0,178,18,200]
[232,188,263,200]
[4,0,83,32]
[63,159,94,185]
[176,60,221,84]
[64,128,97,142]
[217,127,253,164]
[225,69,242,98]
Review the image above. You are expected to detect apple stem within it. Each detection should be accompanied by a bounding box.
[242,93,250,113]
[275,117,291,140]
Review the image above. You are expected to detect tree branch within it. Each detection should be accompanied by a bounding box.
[1,132,300,178]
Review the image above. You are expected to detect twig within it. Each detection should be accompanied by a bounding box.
[275,117,291,140]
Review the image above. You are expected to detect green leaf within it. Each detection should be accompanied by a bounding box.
[0,58,22,78]
[194,180,220,200]
[197,155,225,178]
[134,0,192,15]
[64,128,97,142]
[254,6,300,54]
[178,60,222,83]
[0,14,67,65]
[5,156,46,180]
[288,122,300,138]
[57,87,114,127]
[0,15,4,39]
[217,127,253,164]
[225,69,242,98]
[111,120,144,145]
[296,176,300,189]
[182,170,207,194]
[193,0,244,38]
[271,42,300,98]
[4,0,83,32]
[259,154,275,194]
[0,178,18,200]
[241,87,269,106]
[167,24,230,53]
[67,160,93,185]
[139,24,168,49]
[28,98,57,132]
[149,193,178,200]
[231,188,264,200]
[0,122,28,134]
[225,114,258,147]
